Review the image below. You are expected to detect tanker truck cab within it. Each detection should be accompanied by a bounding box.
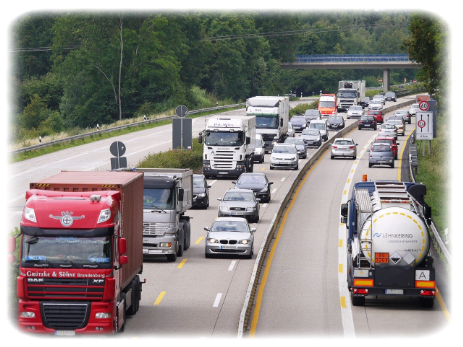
[341,181,435,308]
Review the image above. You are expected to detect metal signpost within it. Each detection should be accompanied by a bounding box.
[173,105,192,150]
[110,141,128,170]
[415,100,435,155]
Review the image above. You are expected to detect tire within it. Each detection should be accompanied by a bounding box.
[205,253,212,259]
[182,220,191,250]
[294,164,298,170]
[369,163,372,168]
[331,155,334,159]
[166,253,177,262]
[177,244,183,257]
[391,161,395,168]
[270,166,274,170]
[358,127,361,130]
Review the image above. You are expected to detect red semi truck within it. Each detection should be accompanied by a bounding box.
[11,171,144,335]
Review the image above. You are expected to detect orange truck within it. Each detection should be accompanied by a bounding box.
[318,94,337,116]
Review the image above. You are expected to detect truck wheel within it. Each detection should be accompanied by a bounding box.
[183,221,191,250]
[126,278,139,316]
[351,292,365,306]
[166,253,177,262]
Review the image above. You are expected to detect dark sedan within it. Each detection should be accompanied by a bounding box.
[232,172,273,203]
[327,115,345,130]
[193,174,211,209]
[290,115,308,132]
[358,115,377,130]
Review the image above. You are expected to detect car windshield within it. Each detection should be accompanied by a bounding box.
[370,100,381,104]
[349,106,362,111]
[388,120,402,125]
[381,124,396,129]
[329,116,343,122]
[238,175,266,185]
[291,116,305,122]
[334,140,354,146]
[374,95,383,99]
[372,145,391,152]
[385,92,395,97]
[309,123,325,130]
[273,146,296,154]
[193,176,205,188]
[223,191,254,201]
[211,221,248,232]
[412,104,419,108]
[302,129,320,136]
[304,110,320,116]
[285,138,305,145]
[256,138,263,147]
[376,139,393,145]
[21,235,112,268]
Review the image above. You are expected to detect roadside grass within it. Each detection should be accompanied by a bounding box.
[414,113,449,269]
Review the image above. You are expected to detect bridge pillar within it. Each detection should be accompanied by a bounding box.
[383,69,390,92]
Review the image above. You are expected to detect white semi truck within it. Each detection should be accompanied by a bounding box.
[246,96,289,153]
[341,180,436,307]
[136,168,193,262]
[337,80,366,111]
[199,115,256,179]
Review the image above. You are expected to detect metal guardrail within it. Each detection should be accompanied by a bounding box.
[10,103,246,156]
[295,54,413,63]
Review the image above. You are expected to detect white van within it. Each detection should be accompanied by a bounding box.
[254,134,265,163]
[309,119,329,141]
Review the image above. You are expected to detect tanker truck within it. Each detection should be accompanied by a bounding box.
[340,180,435,307]
[10,171,144,334]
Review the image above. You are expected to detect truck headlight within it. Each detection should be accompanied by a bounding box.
[19,312,35,318]
[97,208,111,223]
[24,208,37,223]
[95,312,112,319]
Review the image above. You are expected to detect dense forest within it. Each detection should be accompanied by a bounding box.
[10,11,443,142]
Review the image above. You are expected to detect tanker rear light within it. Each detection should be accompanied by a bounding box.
[416,280,436,289]
[353,288,369,294]
[420,290,436,297]
[353,279,373,287]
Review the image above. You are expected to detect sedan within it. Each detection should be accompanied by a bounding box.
[367,110,384,124]
[270,143,299,170]
[368,143,395,168]
[373,94,385,105]
[385,91,397,102]
[193,174,210,209]
[232,172,273,203]
[330,138,358,160]
[369,99,383,111]
[304,109,322,124]
[205,217,256,259]
[217,189,260,223]
[358,115,377,130]
[409,103,420,116]
[378,123,398,139]
[290,115,308,132]
[394,109,411,124]
[347,105,364,119]
[327,115,345,130]
[284,137,307,159]
[386,116,405,136]
[301,128,322,148]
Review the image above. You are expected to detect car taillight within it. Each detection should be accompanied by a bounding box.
[359,121,363,124]
[332,145,338,149]
[349,146,355,149]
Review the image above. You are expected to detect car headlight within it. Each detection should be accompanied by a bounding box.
[198,193,206,197]
[290,157,297,161]
[239,239,251,245]
[260,187,268,193]
[219,206,228,212]
[302,124,306,127]
[207,238,219,244]
[246,207,256,212]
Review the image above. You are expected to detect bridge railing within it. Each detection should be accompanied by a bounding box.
[294,54,412,63]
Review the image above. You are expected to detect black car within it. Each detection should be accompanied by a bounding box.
[232,172,273,203]
[358,115,377,130]
[192,174,211,209]
[327,115,345,130]
[290,115,308,132]
[384,91,397,102]
[303,109,322,124]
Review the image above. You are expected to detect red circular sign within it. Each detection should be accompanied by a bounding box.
[419,100,429,111]
[417,119,426,128]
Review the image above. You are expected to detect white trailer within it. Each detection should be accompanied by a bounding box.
[337,80,366,111]
[199,115,256,179]
[246,96,289,153]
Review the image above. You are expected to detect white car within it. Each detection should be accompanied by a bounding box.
[378,123,398,139]
[373,94,385,105]
[409,103,420,116]
[347,105,364,119]
[270,143,299,170]
[369,99,384,111]
[287,122,295,137]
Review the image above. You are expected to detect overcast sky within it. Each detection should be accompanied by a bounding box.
[289,0,405,10]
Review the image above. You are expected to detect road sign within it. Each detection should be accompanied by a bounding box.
[415,112,434,140]
[175,105,188,118]
[418,100,429,111]
[417,119,426,128]
[110,141,126,157]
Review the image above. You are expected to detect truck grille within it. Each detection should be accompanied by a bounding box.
[41,302,90,330]
[211,149,236,169]
[27,278,105,300]
[143,222,172,235]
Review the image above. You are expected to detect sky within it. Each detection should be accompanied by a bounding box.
[289,0,405,11]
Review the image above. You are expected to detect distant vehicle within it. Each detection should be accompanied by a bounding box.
[290,115,308,132]
[409,103,420,116]
[327,115,345,130]
[384,91,397,102]
[337,80,366,111]
[364,96,370,107]
[386,116,405,136]
[358,115,377,130]
[193,174,210,209]
[301,128,322,148]
[232,172,273,203]
[270,143,299,170]
[368,143,395,168]
[308,119,329,141]
[285,137,307,159]
[287,122,295,137]
[367,110,384,124]
[254,134,265,163]
[205,217,256,259]
[217,188,260,223]
[394,109,411,124]
[347,105,364,119]
[318,94,337,116]
[373,94,385,105]
[378,123,398,139]
[330,138,358,160]
[303,109,322,124]
[374,136,400,159]
[368,99,383,111]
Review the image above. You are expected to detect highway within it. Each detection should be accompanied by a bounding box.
[8,95,450,338]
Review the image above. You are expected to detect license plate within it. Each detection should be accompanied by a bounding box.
[364,124,370,127]
[221,245,236,250]
[54,330,75,336]
[231,212,243,215]
[219,172,228,175]
[148,250,162,254]
[385,289,403,295]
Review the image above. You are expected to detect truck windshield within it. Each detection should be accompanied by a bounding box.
[337,91,357,98]
[144,188,175,210]
[255,116,279,129]
[204,131,245,146]
[319,101,335,108]
[21,235,112,268]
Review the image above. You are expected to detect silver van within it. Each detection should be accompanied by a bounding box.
[308,119,329,141]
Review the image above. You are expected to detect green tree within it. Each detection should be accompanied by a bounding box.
[20,94,49,130]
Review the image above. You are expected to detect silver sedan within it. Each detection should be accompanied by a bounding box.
[330,138,358,159]
[217,188,260,223]
[205,217,256,259]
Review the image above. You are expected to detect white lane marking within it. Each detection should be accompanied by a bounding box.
[213,293,222,307]
[271,189,277,194]
[228,261,236,271]
[338,134,375,338]
[198,336,206,347]
[281,177,286,182]
[261,204,268,208]
[209,180,217,186]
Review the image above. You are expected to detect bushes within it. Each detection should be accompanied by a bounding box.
[289,100,318,118]
[0,228,19,312]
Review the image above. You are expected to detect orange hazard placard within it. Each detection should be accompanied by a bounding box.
[375,252,389,263]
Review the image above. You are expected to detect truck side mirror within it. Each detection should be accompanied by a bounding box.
[198,133,203,144]
[246,137,250,145]
[9,236,16,253]
[119,237,127,255]
[340,203,348,224]
[179,188,184,201]
[119,255,128,265]
[280,118,283,127]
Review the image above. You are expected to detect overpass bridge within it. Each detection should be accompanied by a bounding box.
[281,54,421,91]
